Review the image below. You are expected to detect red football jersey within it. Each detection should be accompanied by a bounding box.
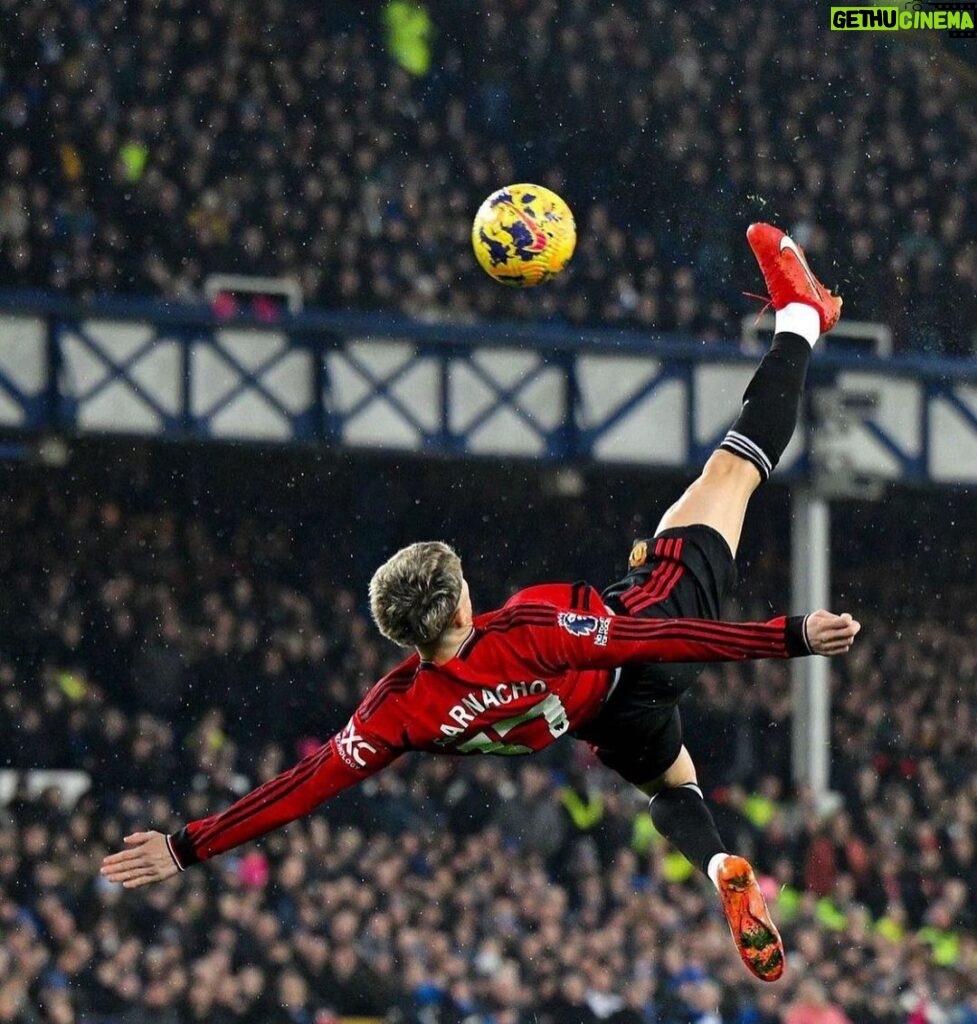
[167,583,809,868]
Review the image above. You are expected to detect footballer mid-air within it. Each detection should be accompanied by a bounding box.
[103,223,856,983]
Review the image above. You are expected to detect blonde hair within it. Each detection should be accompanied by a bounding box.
[369,541,463,648]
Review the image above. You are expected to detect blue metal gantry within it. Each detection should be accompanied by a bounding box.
[2,290,977,485]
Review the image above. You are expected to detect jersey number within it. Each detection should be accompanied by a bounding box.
[455,694,570,755]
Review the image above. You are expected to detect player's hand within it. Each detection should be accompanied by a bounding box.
[100,831,179,889]
[804,610,860,656]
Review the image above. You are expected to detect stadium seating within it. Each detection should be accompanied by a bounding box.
[1,1,975,354]
[3,1,977,1019]
[2,455,975,1022]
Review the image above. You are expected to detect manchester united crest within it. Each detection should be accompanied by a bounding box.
[629,541,648,569]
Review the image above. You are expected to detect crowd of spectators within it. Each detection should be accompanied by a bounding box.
[2,0,977,354]
[2,449,977,1022]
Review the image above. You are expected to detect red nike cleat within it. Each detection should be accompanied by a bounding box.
[717,855,786,982]
[746,223,842,335]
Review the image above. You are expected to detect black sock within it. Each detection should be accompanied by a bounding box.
[649,783,726,876]
[719,331,812,481]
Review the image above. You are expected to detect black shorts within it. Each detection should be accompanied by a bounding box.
[574,524,737,786]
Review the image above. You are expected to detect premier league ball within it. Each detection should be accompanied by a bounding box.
[471,184,576,287]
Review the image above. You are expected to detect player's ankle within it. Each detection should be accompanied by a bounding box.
[774,302,820,347]
[707,851,730,890]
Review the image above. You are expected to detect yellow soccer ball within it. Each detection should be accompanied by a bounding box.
[471,184,576,287]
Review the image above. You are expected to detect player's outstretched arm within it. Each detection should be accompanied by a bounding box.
[521,605,859,674]
[100,714,403,888]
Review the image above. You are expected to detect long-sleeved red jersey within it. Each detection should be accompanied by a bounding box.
[167,582,810,868]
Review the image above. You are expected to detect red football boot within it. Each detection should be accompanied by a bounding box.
[746,223,842,335]
[717,855,786,982]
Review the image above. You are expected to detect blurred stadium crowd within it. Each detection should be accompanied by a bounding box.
[3,455,977,1023]
[2,0,977,354]
[3,2,977,1018]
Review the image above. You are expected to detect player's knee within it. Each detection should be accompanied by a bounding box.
[640,747,697,796]
[672,453,759,512]
[700,450,761,490]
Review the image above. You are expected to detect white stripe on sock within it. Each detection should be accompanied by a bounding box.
[648,781,703,806]
[721,439,767,476]
[721,433,772,478]
[724,430,773,473]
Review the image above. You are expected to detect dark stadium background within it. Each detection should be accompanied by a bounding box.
[3,2,977,1023]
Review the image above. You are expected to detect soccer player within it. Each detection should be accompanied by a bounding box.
[102,224,853,983]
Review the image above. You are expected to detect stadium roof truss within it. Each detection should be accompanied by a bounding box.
[1,293,976,486]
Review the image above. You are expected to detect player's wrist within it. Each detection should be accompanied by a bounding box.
[785,615,813,657]
[166,827,199,870]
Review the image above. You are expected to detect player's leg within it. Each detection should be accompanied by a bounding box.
[591,228,841,980]
[577,701,786,981]
[654,451,758,560]
[642,744,785,982]
[655,223,843,558]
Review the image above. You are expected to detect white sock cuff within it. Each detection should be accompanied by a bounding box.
[707,852,729,891]
[775,302,821,347]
